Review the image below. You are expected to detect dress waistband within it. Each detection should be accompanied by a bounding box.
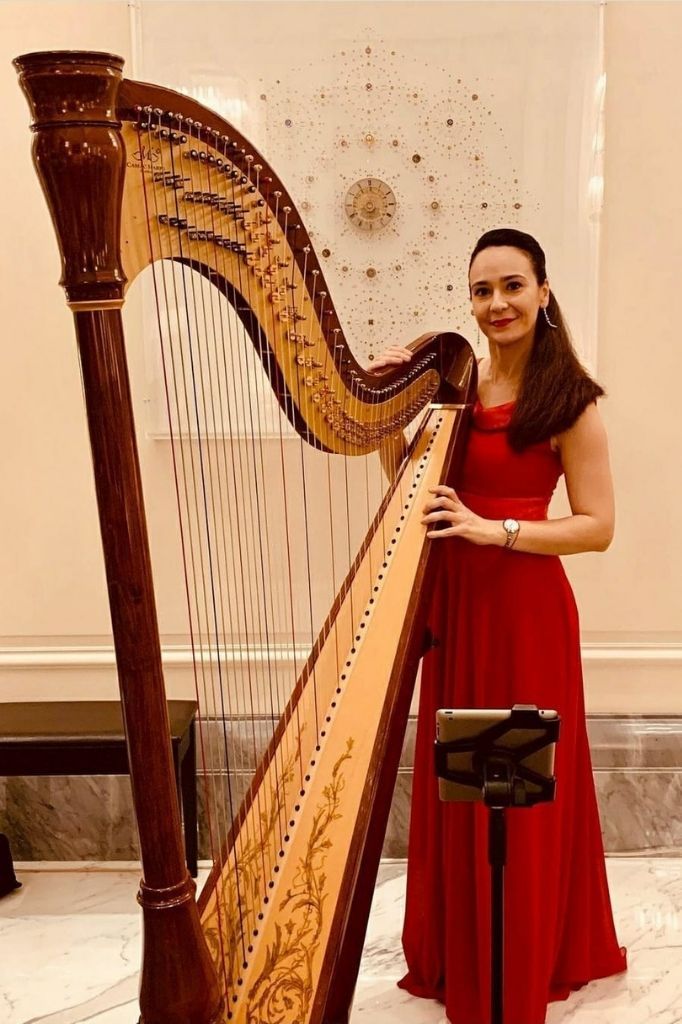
[457,490,549,521]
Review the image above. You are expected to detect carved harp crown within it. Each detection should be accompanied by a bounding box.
[15,50,476,1024]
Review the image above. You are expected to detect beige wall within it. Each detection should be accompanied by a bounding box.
[564,1,682,708]
[1,2,681,711]
[1,2,133,644]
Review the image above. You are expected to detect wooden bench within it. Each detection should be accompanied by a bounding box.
[0,700,198,877]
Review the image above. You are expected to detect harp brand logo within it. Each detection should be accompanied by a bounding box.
[128,145,161,168]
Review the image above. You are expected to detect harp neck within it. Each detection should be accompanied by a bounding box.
[15,50,475,457]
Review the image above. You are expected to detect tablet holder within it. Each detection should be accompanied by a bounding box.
[434,703,560,1024]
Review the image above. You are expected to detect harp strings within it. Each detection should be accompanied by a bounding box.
[176,117,310,969]
[139,112,230,891]
[259,178,309,789]
[218,141,294,863]
[264,186,329,754]
[241,157,298,846]
[136,106,423,1000]
[172,111,251,985]
[182,117,279,954]
[146,109,253,987]
[178,116,262,914]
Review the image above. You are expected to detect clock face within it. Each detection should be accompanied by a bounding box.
[344,178,397,231]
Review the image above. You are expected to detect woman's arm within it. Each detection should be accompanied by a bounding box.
[422,402,615,555]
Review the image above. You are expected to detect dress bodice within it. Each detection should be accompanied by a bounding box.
[456,400,563,521]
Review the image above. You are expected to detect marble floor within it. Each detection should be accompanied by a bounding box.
[1,856,680,1024]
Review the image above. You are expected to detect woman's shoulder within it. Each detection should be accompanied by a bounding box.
[553,399,605,452]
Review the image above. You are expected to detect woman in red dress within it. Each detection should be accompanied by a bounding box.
[373,228,627,1024]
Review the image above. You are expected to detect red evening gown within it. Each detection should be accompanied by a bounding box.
[398,398,627,1024]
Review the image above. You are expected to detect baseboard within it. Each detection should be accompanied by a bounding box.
[0,641,681,713]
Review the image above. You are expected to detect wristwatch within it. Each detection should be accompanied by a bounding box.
[502,518,520,549]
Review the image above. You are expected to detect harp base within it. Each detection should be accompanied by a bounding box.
[138,875,223,1024]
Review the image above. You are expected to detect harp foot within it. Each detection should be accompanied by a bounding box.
[137,873,223,1024]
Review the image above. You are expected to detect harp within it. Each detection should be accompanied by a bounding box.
[14,51,476,1024]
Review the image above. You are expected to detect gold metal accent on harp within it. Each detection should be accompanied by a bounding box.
[67,299,126,311]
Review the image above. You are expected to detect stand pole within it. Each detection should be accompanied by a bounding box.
[488,807,506,1024]
[434,706,561,1024]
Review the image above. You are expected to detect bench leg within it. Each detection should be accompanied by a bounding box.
[180,719,198,878]
[0,833,21,898]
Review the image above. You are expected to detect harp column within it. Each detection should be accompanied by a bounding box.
[14,51,223,1024]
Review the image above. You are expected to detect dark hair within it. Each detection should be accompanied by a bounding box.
[469,228,604,451]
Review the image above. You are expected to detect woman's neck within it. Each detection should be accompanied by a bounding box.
[486,340,532,387]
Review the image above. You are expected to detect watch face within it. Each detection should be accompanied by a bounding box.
[503,518,520,534]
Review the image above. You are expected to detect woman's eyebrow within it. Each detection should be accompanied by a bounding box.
[471,274,527,287]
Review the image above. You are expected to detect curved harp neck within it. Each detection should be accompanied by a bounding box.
[15,52,476,458]
[113,77,474,455]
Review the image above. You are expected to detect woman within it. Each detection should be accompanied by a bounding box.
[372,228,627,1024]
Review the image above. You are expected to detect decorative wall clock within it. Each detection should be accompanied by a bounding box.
[344,178,397,231]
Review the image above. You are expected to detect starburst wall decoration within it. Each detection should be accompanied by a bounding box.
[258,38,533,362]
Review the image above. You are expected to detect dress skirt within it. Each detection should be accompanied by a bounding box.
[398,420,628,1024]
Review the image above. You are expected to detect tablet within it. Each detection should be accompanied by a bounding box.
[435,705,560,804]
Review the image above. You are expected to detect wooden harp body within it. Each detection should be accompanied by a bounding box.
[14,51,477,1024]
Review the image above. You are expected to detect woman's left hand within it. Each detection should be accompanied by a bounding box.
[422,486,499,545]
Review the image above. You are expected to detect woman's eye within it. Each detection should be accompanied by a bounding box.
[508,281,522,290]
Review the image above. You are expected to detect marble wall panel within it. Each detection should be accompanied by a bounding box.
[196,771,250,860]
[196,717,274,773]
[0,775,139,861]
[587,717,682,768]
[595,769,682,852]
[193,714,682,771]
[2,716,682,862]
[382,771,412,860]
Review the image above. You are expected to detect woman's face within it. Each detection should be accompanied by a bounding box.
[469,246,549,347]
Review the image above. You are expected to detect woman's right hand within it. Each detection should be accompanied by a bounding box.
[369,346,414,373]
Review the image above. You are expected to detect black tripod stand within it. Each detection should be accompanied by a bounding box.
[434,704,560,1024]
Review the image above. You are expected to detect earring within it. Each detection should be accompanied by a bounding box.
[543,306,558,329]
